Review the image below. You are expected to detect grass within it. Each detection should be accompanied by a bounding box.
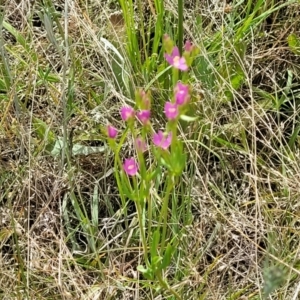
[1,0,300,299]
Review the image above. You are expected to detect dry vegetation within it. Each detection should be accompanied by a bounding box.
[1,0,300,299]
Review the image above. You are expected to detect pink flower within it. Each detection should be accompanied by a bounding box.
[184,40,193,52]
[165,47,188,71]
[107,125,118,139]
[175,82,190,105]
[120,106,135,121]
[135,137,147,153]
[136,110,151,124]
[164,102,179,120]
[123,158,139,176]
[152,131,172,150]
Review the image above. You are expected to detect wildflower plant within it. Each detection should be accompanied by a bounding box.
[104,36,198,299]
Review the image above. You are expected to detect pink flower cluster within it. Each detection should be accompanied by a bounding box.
[152,131,172,150]
[164,82,190,120]
[106,105,174,176]
[106,42,193,176]
[164,40,195,71]
[116,105,174,176]
[165,47,188,71]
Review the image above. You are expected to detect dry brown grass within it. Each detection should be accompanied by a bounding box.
[1,0,300,299]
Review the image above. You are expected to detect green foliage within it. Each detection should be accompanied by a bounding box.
[117,0,168,92]
[33,117,57,152]
[2,21,37,62]
[263,263,289,299]
[288,33,300,55]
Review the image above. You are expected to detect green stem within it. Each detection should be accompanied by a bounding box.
[172,67,179,88]
[147,193,153,245]
[156,272,182,300]
[130,125,149,266]
[136,198,149,266]
[114,127,130,228]
[137,0,147,61]
[178,0,184,55]
[159,175,174,256]
[171,122,178,153]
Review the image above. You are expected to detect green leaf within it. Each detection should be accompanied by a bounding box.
[213,135,245,152]
[43,12,59,48]
[91,184,99,228]
[287,33,300,55]
[100,37,131,95]
[0,228,14,243]
[33,117,56,151]
[288,125,300,150]
[161,243,174,270]
[151,230,160,259]
[151,255,163,272]
[50,137,107,157]
[0,78,7,92]
[194,55,216,89]
[179,115,199,122]
[170,140,186,175]
[263,264,288,299]
[3,21,37,62]
[230,72,244,90]
[137,265,154,280]
[137,265,148,273]
[253,87,276,110]
[118,170,135,201]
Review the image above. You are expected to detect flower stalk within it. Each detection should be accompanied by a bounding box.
[103,33,198,298]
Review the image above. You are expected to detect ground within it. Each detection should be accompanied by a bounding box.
[1,0,300,299]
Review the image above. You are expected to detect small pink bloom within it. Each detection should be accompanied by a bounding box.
[135,137,147,153]
[175,82,190,105]
[164,102,179,120]
[123,158,139,176]
[136,110,151,124]
[120,106,135,121]
[165,47,188,71]
[107,125,118,139]
[152,130,172,150]
[184,40,193,52]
